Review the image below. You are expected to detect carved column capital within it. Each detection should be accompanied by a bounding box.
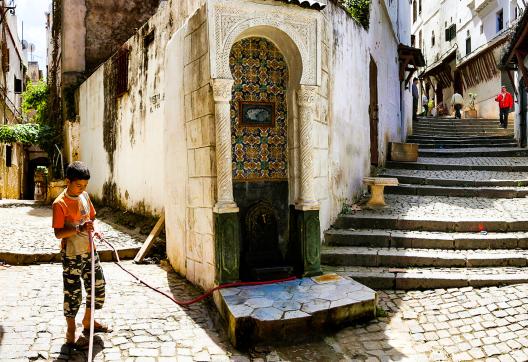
[297,85,318,108]
[211,78,234,103]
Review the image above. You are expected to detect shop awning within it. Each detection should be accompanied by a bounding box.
[420,49,456,89]
[398,44,425,86]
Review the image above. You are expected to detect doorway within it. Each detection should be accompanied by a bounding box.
[520,77,527,148]
[369,56,379,166]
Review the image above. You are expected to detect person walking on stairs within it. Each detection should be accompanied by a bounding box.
[412,78,419,122]
[495,85,513,128]
[451,92,464,119]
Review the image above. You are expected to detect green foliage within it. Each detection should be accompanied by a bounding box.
[343,0,372,29]
[22,81,49,123]
[0,123,59,152]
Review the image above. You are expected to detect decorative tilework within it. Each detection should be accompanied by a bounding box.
[230,37,289,181]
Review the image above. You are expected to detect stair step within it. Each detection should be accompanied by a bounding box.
[322,266,528,289]
[418,143,518,149]
[321,246,528,267]
[379,172,528,187]
[324,228,528,250]
[408,135,515,141]
[386,158,528,171]
[418,148,528,158]
[386,184,528,198]
[335,195,528,232]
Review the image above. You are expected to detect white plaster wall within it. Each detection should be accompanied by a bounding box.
[79,68,109,200]
[62,0,86,74]
[325,1,403,225]
[466,73,502,118]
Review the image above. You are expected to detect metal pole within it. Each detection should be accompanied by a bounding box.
[87,231,95,361]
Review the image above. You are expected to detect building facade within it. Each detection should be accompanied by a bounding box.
[412,0,525,118]
[76,0,415,292]
[0,1,27,199]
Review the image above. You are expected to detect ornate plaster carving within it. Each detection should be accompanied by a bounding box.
[212,79,238,213]
[208,0,321,86]
[296,85,319,210]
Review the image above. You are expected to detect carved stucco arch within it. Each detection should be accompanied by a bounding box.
[208,0,321,86]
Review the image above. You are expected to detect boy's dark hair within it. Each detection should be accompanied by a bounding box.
[65,161,91,181]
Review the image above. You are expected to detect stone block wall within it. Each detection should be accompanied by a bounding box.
[182,5,216,289]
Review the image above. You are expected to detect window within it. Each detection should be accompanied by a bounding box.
[411,34,416,47]
[114,48,129,97]
[419,0,422,15]
[466,36,471,55]
[445,24,456,42]
[413,0,417,23]
[431,31,435,47]
[14,76,22,93]
[496,9,503,32]
[5,145,12,167]
[480,24,484,34]
[419,30,422,50]
[515,6,518,20]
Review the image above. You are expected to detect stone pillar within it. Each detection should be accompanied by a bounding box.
[212,78,238,213]
[296,84,319,211]
[211,78,240,284]
[292,84,321,277]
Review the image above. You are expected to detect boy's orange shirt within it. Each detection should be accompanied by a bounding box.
[52,190,96,256]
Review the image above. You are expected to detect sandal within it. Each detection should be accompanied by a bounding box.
[83,322,113,334]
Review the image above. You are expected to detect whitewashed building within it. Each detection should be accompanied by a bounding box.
[412,0,525,118]
[76,0,418,293]
[0,4,28,199]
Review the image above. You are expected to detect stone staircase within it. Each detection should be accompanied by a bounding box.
[322,116,528,289]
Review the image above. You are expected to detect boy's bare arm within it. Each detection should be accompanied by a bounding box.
[54,221,94,239]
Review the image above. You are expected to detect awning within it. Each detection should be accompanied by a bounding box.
[502,10,528,67]
[273,0,326,10]
[398,44,425,86]
[458,37,507,90]
[420,49,456,89]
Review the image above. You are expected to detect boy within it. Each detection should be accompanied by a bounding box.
[52,161,110,349]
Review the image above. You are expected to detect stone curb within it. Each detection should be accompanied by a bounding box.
[0,248,139,265]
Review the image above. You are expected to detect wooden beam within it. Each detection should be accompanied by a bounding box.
[507,69,519,97]
[516,51,528,90]
[134,213,165,263]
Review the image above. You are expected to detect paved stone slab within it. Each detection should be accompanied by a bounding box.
[0,262,245,361]
[217,274,376,348]
[0,204,143,264]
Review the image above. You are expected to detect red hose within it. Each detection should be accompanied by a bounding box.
[96,234,297,306]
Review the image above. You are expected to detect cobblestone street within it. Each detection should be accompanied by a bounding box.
[1,203,528,361]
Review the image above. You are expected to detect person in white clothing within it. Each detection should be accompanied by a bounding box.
[422,94,428,116]
[451,92,464,119]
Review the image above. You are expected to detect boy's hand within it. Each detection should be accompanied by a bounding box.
[81,221,94,234]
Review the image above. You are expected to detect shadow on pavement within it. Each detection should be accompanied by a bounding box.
[51,335,104,361]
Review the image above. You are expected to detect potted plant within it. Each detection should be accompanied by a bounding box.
[465,93,478,118]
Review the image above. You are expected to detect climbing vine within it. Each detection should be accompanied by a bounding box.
[341,0,371,30]
[0,123,51,145]
[22,80,48,123]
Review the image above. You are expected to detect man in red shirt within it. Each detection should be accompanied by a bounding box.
[495,86,514,128]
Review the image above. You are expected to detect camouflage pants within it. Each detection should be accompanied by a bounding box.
[62,251,106,318]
